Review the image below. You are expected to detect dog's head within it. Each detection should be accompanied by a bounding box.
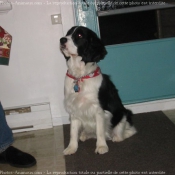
[60,26,107,64]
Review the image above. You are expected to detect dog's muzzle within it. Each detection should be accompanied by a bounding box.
[60,37,67,49]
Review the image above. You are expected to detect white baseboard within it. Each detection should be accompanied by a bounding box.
[5,103,53,133]
[125,98,175,114]
[56,98,175,125]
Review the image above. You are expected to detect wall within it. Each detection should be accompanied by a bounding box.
[99,38,175,104]
[0,0,75,125]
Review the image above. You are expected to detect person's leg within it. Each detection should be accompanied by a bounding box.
[0,102,14,153]
[0,102,36,168]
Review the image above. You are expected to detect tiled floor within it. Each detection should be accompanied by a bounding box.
[0,109,175,174]
[0,126,66,174]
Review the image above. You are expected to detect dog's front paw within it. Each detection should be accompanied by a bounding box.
[95,145,109,154]
[63,145,77,155]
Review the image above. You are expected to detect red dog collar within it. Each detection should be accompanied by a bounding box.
[66,67,101,92]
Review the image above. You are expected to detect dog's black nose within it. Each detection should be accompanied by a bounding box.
[60,37,67,45]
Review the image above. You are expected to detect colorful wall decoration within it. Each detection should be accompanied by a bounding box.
[0,26,12,65]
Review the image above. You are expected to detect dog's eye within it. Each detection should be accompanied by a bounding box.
[77,34,83,38]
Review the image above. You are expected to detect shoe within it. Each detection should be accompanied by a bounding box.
[0,146,36,168]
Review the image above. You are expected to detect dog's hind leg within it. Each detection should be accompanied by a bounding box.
[112,116,127,142]
[112,116,137,142]
[124,121,137,139]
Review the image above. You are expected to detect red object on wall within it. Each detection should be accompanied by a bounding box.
[0,26,12,65]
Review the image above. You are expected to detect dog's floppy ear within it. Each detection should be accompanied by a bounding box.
[80,31,107,63]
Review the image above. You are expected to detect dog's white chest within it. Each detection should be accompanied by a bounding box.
[64,76,102,132]
[64,90,98,117]
[65,91,98,133]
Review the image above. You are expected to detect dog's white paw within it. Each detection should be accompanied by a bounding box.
[63,145,77,155]
[112,135,124,142]
[95,145,109,154]
[124,127,137,139]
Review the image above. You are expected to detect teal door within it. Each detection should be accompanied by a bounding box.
[73,0,175,104]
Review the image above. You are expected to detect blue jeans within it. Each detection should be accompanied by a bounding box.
[0,102,14,153]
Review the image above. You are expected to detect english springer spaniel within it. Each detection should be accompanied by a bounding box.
[60,26,137,155]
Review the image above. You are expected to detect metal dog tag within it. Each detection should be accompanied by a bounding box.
[74,82,80,92]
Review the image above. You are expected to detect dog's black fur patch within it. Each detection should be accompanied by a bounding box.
[98,74,133,128]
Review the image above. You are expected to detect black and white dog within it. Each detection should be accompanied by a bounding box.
[60,26,137,155]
